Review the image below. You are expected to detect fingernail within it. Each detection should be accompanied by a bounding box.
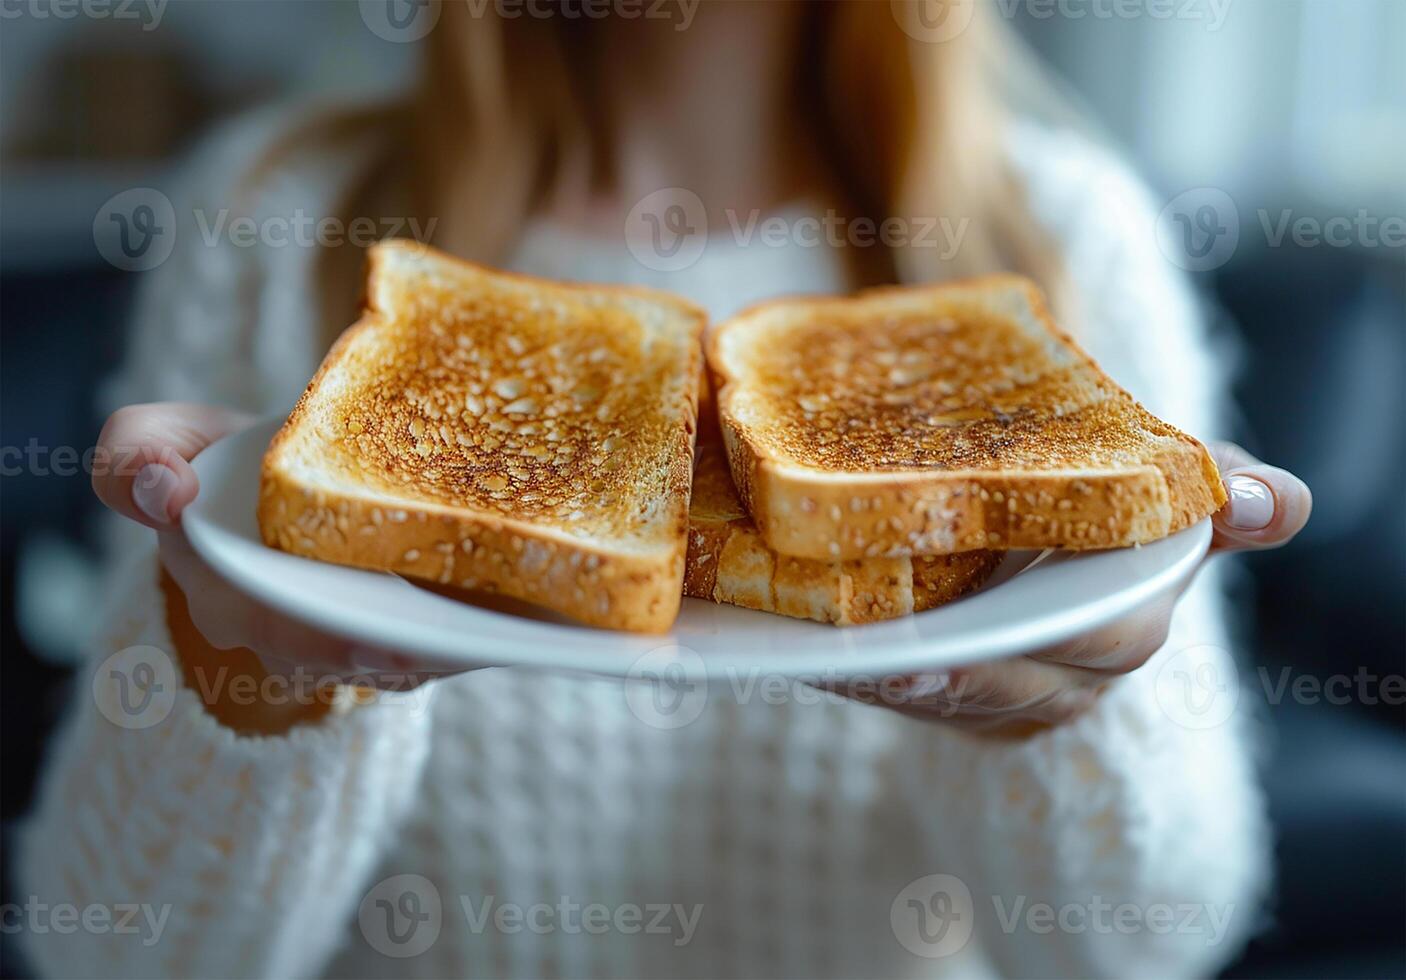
[1224,474,1274,530]
[132,464,179,524]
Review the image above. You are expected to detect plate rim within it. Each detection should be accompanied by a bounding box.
[184,418,1211,679]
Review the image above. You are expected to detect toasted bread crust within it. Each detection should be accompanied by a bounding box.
[259,241,705,633]
[260,469,688,631]
[707,276,1226,561]
[684,416,999,625]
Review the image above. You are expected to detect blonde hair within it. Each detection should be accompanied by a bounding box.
[421,2,1068,281]
[308,1,1074,337]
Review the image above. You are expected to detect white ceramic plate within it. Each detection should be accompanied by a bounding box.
[184,419,1211,679]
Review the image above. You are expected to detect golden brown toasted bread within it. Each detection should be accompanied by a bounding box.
[707,276,1226,561]
[259,241,706,633]
[684,410,1000,625]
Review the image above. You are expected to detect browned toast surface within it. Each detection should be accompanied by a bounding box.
[707,276,1226,560]
[685,417,999,625]
[259,241,706,632]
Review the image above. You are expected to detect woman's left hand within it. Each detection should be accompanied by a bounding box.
[839,442,1312,736]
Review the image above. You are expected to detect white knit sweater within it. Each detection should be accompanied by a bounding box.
[19,105,1268,979]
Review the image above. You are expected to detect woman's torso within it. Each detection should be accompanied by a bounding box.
[107,103,1227,979]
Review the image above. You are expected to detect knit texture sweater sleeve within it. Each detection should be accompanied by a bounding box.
[19,108,435,979]
[893,587,1268,979]
[18,551,436,979]
[891,125,1268,979]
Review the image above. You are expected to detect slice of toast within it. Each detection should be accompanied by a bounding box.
[684,409,1000,625]
[259,241,706,633]
[707,276,1226,561]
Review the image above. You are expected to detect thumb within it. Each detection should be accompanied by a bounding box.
[1208,441,1313,552]
[93,402,254,530]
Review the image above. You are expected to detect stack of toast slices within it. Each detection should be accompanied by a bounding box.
[260,241,1226,634]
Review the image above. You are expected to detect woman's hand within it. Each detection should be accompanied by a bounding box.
[839,441,1312,736]
[93,403,456,711]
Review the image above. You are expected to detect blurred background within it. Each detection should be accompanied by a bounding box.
[2,1,1402,977]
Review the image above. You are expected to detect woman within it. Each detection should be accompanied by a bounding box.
[22,3,1310,978]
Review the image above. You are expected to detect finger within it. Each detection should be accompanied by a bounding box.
[256,651,455,693]
[1207,442,1312,552]
[1027,594,1175,673]
[345,648,476,681]
[836,657,1102,731]
[347,669,462,692]
[923,659,1103,728]
[93,402,254,530]
[161,531,471,680]
[158,530,266,650]
[161,530,375,668]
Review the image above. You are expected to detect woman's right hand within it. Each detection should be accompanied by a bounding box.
[93,403,446,695]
